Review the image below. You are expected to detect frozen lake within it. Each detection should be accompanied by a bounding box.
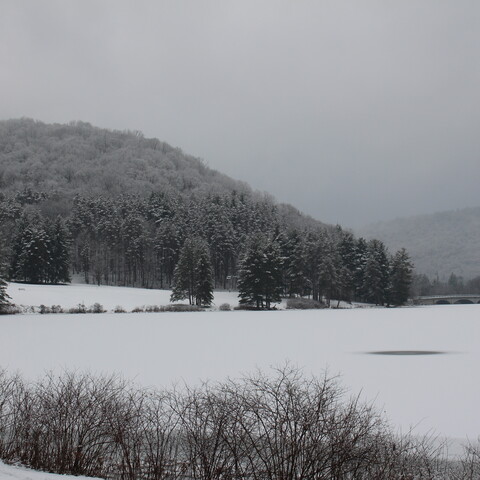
[2,283,479,442]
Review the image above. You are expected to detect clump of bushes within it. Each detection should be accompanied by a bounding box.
[132,304,203,313]
[145,305,162,312]
[87,303,105,313]
[114,305,126,313]
[234,304,264,311]
[39,305,64,314]
[161,304,202,312]
[68,303,86,314]
[0,304,21,315]
[0,366,471,479]
[219,303,231,311]
[286,297,326,309]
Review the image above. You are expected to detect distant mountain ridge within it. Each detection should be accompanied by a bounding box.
[356,207,480,280]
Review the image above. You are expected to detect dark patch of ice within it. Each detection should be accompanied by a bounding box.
[366,350,448,356]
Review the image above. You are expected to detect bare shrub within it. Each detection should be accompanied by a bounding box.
[131,306,145,313]
[458,441,480,479]
[162,304,202,312]
[286,297,326,309]
[145,305,162,313]
[219,303,231,311]
[0,304,21,315]
[114,305,126,313]
[88,303,105,313]
[68,303,86,314]
[39,305,64,314]
[0,366,467,479]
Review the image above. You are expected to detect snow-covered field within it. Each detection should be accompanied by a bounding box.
[7,282,245,312]
[2,283,480,444]
[0,461,101,480]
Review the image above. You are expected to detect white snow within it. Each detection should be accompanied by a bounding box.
[0,461,101,480]
[7,282,245,312]
[2,283,480,444]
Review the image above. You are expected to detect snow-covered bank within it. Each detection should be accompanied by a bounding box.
[6,282,245,312]
[0,284,479,441]
[0,461,101,480]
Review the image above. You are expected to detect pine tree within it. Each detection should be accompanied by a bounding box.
[0,277,11,313]
[194,245,214,306]
[171,237,213,306]
[238,235,283,309]
[47,216,71,284]
[363,239,390,306]
[10,213,51,283]
[390,248,413,305]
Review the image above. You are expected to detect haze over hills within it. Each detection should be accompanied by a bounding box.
[356,207,480,281]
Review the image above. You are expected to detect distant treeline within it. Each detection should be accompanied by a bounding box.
[412,272,480,297]
[0,188,412,306]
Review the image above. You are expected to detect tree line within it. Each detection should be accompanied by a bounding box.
[0,188,413,307]
[1,366,477,479]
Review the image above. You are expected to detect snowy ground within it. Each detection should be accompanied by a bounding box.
[7,282,246,312]
[2,283,480,446]
[0,461,102,480]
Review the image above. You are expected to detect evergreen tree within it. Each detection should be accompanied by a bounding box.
[47,216,71,284]
[171,237,213,306]
[238,235,283,309]
[363,239,390,305]
[0,277,10,313]
[338,231,357,302]
[10,213,51,283]
[390,248,413,305]
[194,245,214,306]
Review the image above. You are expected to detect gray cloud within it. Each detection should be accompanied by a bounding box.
[1,0,479,227]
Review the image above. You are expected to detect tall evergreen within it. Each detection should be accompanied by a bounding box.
[390,248,413,305]
[0,277,10,313]
[47,216,71,284]
[194,245,214,306]
[171,237,214,306]
[10,213,51,284]
[238,235,283,309]
[363,239,390,306]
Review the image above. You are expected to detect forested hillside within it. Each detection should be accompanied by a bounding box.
[0,118,412,306]
[357,208,480,282]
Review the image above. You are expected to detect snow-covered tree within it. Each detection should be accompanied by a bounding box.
[47,216,71,284]
[238,235,283,309]
[0,276,10,313]
[389,248,413,305]
[363,239,390,305]
[171,237,213,306]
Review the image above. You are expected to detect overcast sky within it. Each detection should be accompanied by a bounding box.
[1,1,479,227]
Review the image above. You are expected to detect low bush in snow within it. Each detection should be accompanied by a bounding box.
[87,303,105,313]
[219,303,231,311]
[0,304,21,315]
[114,305,126,313]
[145,305,162,312]
[161,304,202,312]
[39,305,64,314]
[68,303,86,314]
[286,297,327,309]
